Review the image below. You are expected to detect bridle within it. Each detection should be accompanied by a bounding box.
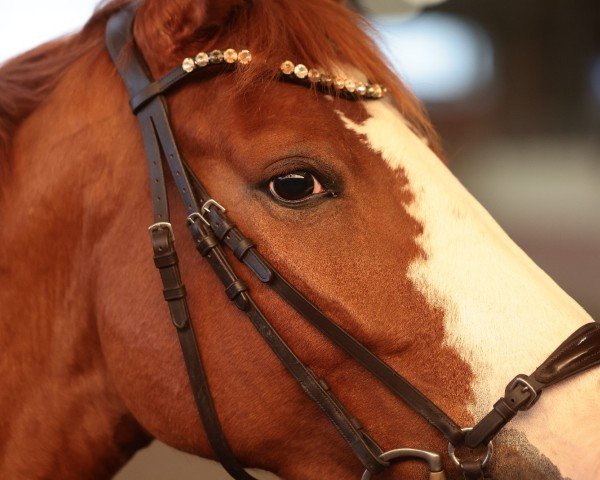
[105,7,600,479]
[104,7,600,479]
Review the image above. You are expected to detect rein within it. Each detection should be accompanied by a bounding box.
[105,7,600,479]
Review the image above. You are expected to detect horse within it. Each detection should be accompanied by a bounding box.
[0,0,598,479]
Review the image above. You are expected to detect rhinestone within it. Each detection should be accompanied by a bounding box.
[372,84,383,98]
[194,52,209,67]
[320,75,333,86]
[307,69,321,82]
[280,60,295,75]
[223,48,238,63]
[356,82,367,96]
[182,58,195,72]
[238,50,252,65]
[294,64,308,79]
[344,80,356,93]
[209,50,224,63]
[366,85,375,97]
[333,77,345,90]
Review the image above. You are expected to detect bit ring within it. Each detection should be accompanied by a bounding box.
[361,448,445,480]
[448,427,493,468]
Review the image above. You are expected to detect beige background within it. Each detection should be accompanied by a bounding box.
[115,442,278,480]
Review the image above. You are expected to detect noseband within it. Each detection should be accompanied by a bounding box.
[105,7,600,479]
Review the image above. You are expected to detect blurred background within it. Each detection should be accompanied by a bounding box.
[2,0,598,478]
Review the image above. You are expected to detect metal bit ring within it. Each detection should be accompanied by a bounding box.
[361,448,446,480]
[448,427,494,468]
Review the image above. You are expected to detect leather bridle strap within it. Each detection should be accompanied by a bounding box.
[186,213,389,474]
[189,171,465,445]
[106,11,260,480]
[106,7,388,476]
[465,321,600,449]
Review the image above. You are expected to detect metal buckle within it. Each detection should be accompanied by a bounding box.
[148,221,174,241]
[448,427,493,469]
[187,199,226,227]
[507,375,538,410]
[186,211,204,226]
[201,198,226,215]
[361,448,445,480]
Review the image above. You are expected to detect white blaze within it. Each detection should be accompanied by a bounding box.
[338,101,599,479]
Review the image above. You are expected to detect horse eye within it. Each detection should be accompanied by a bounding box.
[268,171,324,202]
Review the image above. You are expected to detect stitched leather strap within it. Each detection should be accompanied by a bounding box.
[188,218,387,473]
[465,322,600,449]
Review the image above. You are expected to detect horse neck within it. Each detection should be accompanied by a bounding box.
[0,50,149,479]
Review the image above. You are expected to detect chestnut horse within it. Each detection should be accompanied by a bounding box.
[0,0,598,479]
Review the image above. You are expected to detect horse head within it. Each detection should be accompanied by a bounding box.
[0,0,598,479]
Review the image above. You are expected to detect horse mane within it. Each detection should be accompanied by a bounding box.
[0,0,128,161]
[0,0,441,163]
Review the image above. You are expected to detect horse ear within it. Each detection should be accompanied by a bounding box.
[133,0,248,75]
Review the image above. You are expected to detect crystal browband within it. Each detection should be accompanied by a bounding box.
[279,60,386,98]
[180,49,386,99]
[181,48,252,71]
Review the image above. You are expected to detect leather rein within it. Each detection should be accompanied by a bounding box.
[105,7,600,479]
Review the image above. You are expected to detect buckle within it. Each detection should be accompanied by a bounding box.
[507,375,538,410]
[201,198,226,215]
[187,199,226,227]
[148,221,174,241]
